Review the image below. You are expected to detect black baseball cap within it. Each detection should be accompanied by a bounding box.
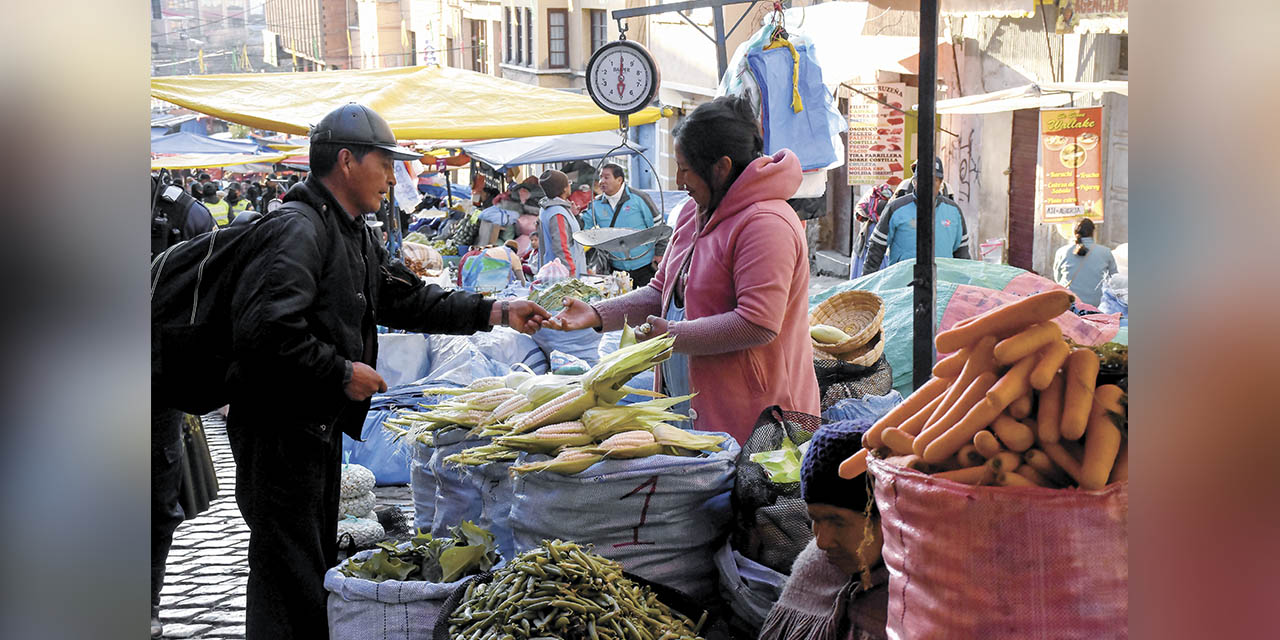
[310,103,421,161]
[911,157,945,178]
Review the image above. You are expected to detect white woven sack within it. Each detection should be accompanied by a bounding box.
[324,549,470,640]
[410,441,438,533]
[510,431,740,602]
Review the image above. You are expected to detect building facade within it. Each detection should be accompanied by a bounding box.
[263,0,358,70]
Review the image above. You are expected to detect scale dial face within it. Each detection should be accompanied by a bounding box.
[586,40,660,116]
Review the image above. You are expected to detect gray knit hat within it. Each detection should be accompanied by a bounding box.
[801,420,874,512]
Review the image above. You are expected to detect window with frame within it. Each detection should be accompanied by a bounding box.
[589,9,607,55]
[523,8,533,66]
[548,9,568,68]
[504,7,512,62]
[514,8,523,64]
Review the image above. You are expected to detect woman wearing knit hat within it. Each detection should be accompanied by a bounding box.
[760,421,888,640]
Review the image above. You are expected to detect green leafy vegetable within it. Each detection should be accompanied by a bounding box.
[750,438,803,484]
[338,520,500,583]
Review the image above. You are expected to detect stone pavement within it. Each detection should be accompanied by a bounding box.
[157,412,415,639]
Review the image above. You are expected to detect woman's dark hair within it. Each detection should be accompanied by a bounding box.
[309,142,376,178]
[672,95,763,213]
[1073,218,1095,256]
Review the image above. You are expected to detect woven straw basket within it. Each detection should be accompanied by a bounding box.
[809,290,885,355]
[813,329,885,367]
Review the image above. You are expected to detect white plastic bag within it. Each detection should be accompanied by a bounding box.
[534,258,570,285]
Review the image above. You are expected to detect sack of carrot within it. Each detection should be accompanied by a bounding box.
[838,289,1128,490]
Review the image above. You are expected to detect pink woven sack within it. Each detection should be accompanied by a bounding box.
[868,456,1128,639]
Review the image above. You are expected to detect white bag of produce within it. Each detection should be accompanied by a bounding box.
[340,491,377,519]
[340,463,376,499]
[336,516,385,549]
[428,429,486,536]
[713,540,787,632]
[509,432,739,602]
[410,440,437,532]
[375,333,433,388]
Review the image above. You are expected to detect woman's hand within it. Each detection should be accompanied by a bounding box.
[635,315,670,343]
[542,297,602,331]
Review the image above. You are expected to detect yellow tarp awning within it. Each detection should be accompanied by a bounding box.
[151,152,290,169]
[151,65,665,140]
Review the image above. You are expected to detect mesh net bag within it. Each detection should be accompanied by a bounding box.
[729,406,823,575]
[814,354,894,411]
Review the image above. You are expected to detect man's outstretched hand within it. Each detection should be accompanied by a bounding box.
[542,297,602,332]
[491,299,551,334]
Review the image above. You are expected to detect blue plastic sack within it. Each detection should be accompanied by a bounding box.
[532,327,602,367]
[510,432,740,602]
[428,429,487,538]
[1099,288,1128,327]
[713,540,788,632]
[747,42,840,171]
[410,441,438,532]
[821,390,905,425]
[341,410,412,486]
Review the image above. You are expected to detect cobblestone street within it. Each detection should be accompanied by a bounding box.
[157,413,414,639]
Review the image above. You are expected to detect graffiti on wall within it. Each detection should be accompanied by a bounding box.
[945,123,982,208]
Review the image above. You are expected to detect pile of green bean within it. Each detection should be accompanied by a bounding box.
[447,539,706,640]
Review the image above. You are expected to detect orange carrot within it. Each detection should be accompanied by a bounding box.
[880,427,916,456]
[986,354,1037,413]
[1023,449,1070,485]
[862,375,952,449]
[1109,443,1128,484]
[1060,349,1100,440]
[837,448,869,480]
[932,347,970,379]
[972,429,1002,458]
[992,414,1035,452]
[985,451,1022,474]
[920,337,997,438]
[884,454,932,472]
[898,392,947,437]
[997,470,1038,487]
[913,371,997,456]
[993,321,1062,366]
[934,290,1075,354]
[1079,395,1124,490]
[1036,372,1066,443]
[921,398,1003,464]
[1093,384,1127,417]
[1009,388,1034,420]
[955,444,985,468]
[1040,440,1084,484]
[1029,339,1071,390]
[933,464,994,485]
[1014,465,1053,487]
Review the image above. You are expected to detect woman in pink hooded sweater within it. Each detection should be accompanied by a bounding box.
[544,96,820,443]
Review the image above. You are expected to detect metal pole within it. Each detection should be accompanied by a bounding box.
[913,0,939,390]
[712,6,729,80]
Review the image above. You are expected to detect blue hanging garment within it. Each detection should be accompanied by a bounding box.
[746,41,840,171]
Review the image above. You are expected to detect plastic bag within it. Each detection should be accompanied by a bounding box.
[821,389,904,425]
[534,257,570,285]
[459,245,522,294]
[713,540,788,634]
[375,333,433,388]
[510,434,740,602]
[402,241,443,271]
[341,410,412,486]
[868,456,1128,639]
[549,350,590,375]
[324,546,477,640]
[410,442,438,533]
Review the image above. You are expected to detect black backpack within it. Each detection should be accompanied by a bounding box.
[150,201,325,415]
[151,181,199,259]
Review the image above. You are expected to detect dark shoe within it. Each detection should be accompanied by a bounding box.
[151,605,163,638]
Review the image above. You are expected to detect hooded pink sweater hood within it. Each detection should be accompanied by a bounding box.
[650,149,820,441]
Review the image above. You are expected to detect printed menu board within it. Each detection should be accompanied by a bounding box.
[847,83,908,186]
[1038,106,1105,223]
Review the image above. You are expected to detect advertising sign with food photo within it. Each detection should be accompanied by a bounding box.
[1038,106,1105,223]
[846,83,909,186]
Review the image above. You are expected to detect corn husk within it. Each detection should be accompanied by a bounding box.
[584,335,677,402]
[446,443,521,466]
[589,430,663,459]
[510,448,603,476]
[651,423,726,453]
[495,422,594,454]
[579,394,694,440]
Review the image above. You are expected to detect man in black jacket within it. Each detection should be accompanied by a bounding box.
[224,103,548,639]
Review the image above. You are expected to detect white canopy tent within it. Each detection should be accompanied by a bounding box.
[929,81,1129,115]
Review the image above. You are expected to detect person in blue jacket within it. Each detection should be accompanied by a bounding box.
[581,163,665,286]
[862,157,971,274]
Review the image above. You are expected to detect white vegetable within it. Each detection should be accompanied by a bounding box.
[339,491,377,519]
[340,464,376,499]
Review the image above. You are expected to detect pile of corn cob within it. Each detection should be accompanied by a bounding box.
[384,336,727,475]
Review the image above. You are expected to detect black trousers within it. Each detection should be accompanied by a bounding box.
[227,412,343,640]
[151,406,187,609]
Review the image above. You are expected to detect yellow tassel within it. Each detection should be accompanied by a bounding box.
[764,38,803,113]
